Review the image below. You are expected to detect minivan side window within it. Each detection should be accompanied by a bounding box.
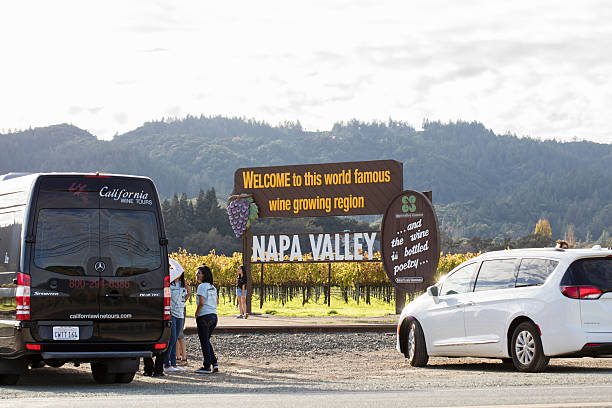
[474,259,517,292]
[516,258,558,287]
[440,263,477,296]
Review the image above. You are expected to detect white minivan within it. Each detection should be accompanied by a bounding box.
[397,247,612,372]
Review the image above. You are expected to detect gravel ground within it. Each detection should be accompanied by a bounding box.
[1,332,611,398]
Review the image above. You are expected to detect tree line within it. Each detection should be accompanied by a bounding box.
[1,117,610,243]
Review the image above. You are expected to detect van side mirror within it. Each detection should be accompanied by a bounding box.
[427,285,439,304]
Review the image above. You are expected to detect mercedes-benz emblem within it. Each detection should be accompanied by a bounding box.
[94,261,106,273]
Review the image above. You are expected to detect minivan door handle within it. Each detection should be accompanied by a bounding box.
[49,279,58,289]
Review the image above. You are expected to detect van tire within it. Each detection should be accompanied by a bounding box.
[115,372,136,384]
[91,363,115,384]
[511,322,549,372]
[0,374,19,385]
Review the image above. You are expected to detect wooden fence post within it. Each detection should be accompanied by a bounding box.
[260,263,264,309]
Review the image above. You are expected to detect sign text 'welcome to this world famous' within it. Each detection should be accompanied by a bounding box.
[234,160,403,218]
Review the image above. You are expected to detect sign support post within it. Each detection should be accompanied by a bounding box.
[242,227,253,314]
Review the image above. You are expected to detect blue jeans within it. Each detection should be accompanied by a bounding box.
[196,313,218,369]
[165,315,183,367]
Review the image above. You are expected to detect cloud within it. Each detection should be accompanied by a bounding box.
[113,112,129,125]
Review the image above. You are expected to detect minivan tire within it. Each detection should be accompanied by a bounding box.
[511,322,549,373]
[406,318,429,367]
[91,363,115,384]
[114,371,136,384]
[0,374,20,385]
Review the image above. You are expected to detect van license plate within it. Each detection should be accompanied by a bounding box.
[53,327,79,341]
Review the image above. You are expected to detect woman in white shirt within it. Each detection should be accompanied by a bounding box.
[194,265,218,374]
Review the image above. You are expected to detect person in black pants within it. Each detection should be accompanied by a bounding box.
[143,350,166,377]
[194,265,219,374]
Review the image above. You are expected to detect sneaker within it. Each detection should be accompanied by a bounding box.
[235,315,243,318]
[152,372,165,377]
[212,364,219,373]
[195,366,213,374]
[142,371,153,377]
[174,366,186,371]
[244,313,248,319]
[165,366,178,373]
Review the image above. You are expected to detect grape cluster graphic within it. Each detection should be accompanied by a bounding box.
[227,199,251,237]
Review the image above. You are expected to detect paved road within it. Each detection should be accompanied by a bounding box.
[2,385,612,407]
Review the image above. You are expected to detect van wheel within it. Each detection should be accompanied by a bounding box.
[406,319,429,367]
[91,363,115,384]
[115,372,136,384]
[511,322,549,372]
[0,374,20,385]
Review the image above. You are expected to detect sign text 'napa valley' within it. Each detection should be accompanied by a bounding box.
[252,232,379,263]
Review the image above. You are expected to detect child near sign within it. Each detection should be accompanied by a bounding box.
[236,265,248,319]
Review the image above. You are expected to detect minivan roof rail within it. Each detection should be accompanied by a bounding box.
[0,172,31,181]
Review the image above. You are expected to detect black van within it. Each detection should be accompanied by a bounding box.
[0,173,171,384]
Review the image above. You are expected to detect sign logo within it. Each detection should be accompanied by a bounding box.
[402,195,416,213]
[94,261,106,273]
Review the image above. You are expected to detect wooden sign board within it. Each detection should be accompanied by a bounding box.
[234,160,403,218]
[381,190,440,293]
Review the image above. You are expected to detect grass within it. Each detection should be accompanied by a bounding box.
[185,294,395,317]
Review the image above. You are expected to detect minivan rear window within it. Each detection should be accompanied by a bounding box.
[561,258,612,290]
[516,258,558,287]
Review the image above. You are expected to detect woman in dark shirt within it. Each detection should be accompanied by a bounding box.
[236,265,247,319]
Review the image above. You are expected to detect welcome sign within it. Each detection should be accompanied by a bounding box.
[234,160,403,218]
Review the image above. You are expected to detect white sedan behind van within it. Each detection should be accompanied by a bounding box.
[397,247,612,372]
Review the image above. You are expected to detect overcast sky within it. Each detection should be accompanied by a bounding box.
[1,0,611,143]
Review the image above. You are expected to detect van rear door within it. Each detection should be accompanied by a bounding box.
[562,257,612,333]
[29,176,102,335]
[96,177,166,342]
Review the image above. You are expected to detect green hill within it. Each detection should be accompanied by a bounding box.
[1,117,610,243]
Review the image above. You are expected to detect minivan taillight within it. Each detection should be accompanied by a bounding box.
[561,285,603,300]
[163,275,171,320]
[16,273,31,321]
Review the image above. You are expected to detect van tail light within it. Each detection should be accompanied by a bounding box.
[561,286,602,300]
[155,343,168,350]
[26,343,41,351]
[163,275,171,320]
[16,273,31,321]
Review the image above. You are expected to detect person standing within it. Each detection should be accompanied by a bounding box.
[164,258,189,372]
[236,265,248,319]
[195,265,219,374]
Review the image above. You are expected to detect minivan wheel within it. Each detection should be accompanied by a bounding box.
[0,374,20,385]
[406,319,429,367]
[511,322,549,373]
[91,363,115,384]
[114,371,136,384]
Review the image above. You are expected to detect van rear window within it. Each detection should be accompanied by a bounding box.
[34,209,98,276]
[100,209,161,276]
[561,258,612,290]
[35,209,161,276]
